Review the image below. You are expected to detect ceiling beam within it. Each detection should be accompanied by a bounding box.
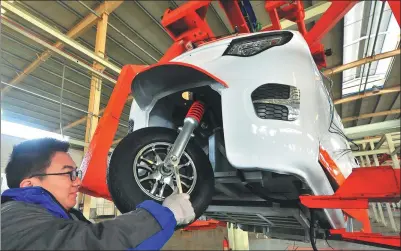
[333,86,401,105]
[0,1,123,94]
[323,48,400,76]
[342,109,401,123]
[352,132,400,145]
[392,145,400,156]
[1,18,117,84]
[56,96,133,133]
[345,120,400,139]
[353,148,390,157]
[2,1,122,74]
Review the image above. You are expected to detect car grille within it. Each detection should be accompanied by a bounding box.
[254,103,289,120]
[251,83,298,121]
[251,84,290,100]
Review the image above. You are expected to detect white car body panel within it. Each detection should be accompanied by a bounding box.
[129,31,358,229]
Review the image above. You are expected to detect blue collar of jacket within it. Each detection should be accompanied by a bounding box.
[1,186,72,219]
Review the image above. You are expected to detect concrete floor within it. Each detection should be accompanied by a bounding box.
[248,209,400,251]
[158,208,400,250]
[162,226,228,250]
[249,237,394,250]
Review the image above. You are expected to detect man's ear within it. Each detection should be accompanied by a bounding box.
[20,179,34,188]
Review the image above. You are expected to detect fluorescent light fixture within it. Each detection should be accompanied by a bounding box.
[1,120,69,141]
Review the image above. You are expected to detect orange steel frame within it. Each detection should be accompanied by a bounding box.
[300,166,401,249]
[78,0,401,237]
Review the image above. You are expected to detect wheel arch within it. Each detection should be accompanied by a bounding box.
[129,62,226,132]
[131,62,228,111]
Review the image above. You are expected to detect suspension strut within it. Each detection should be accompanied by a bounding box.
[164,101,205,193]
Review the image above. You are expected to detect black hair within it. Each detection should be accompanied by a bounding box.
[5,138,70,188]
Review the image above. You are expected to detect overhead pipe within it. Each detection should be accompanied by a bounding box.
[135,1,170,36]
[360,2,385,93]
[323,48,400,76]
[58,0,150,65]
[77,0,158,62]
[342,109,401,122]
[38,1,137,67]
[344,120,400,139]
[333,86,401,105]
[1,32,114,91]
[1,61,88,101]
[1,81,96,115]
[110,12,164,56]
[1,17,117,85]
[1,1,121,74]
[56,95,134,133]
[357,0,378,94]
[1,81,128,128]
[2,0,123,93]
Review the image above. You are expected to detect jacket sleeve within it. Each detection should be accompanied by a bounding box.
[1,200,176,250]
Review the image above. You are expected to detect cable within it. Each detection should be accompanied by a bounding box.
[357,0,378,94]
[310,209,319,251]
[59,65,66,137]
[362,2,386,93]
[325,237,334,250]
[327,97,360,152]
[322,72,360,152]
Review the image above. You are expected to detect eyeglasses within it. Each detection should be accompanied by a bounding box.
[30,167,82,181]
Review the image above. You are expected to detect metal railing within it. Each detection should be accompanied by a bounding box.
[353,132,400,232]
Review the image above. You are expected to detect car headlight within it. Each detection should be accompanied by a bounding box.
[223,31,293,57]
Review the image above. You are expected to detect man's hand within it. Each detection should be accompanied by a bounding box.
[162,193,195,225]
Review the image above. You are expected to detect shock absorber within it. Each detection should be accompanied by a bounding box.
[164,101,205,193]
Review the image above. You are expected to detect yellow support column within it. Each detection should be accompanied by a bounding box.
[82,11,109,220]
[227,222,249,250]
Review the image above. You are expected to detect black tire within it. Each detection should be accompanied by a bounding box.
[107,127,215,220]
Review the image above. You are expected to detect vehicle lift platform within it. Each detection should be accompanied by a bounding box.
[300,166,400,250]
[183,167,400,250]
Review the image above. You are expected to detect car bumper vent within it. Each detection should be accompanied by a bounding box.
[254,103,289,120]
[251,84,300,121]
[251,84,290,100]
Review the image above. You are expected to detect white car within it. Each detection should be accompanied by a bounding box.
[107,30,358,239]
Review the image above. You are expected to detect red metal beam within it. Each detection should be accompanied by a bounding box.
[183,219,226,231]
[304,1,358,48]
[330,229,401,249]
[388,0,400,26]
[300,166,400,233]
[79,65,147,199]
[161,1,213,42]
[300,166,401,209]
[263,1,307,35]
[263,1,286,31]
[218,0,250,33]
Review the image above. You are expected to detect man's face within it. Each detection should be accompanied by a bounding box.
[35,152,81,210]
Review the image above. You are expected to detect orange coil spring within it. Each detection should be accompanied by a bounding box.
[186,101,205,123]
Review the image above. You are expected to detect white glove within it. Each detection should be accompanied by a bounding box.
[162,193,195,225]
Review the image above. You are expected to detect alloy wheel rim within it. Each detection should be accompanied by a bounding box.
[133,142,197,201]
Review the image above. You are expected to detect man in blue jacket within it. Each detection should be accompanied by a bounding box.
[1,138,195,250]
